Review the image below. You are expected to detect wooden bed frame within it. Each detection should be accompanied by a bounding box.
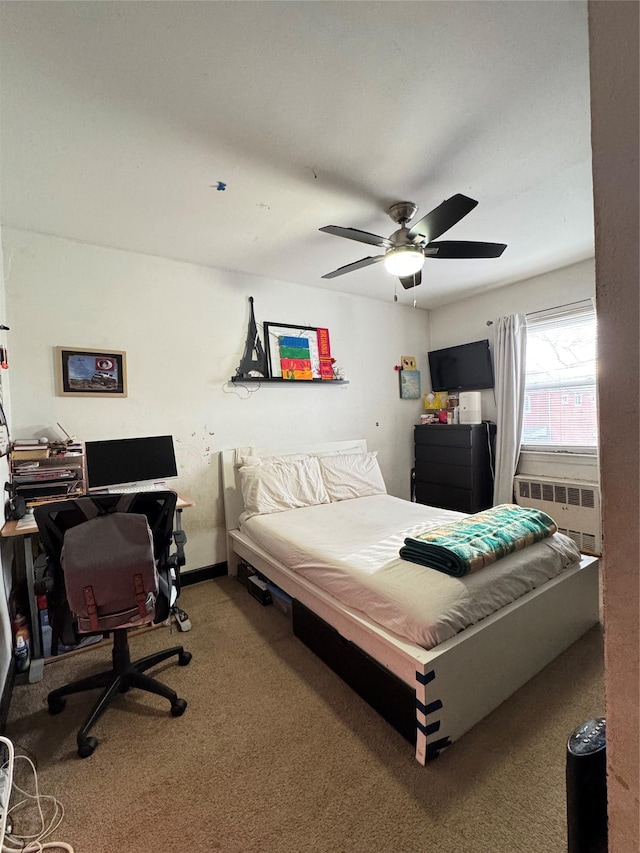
[221,440,600,764]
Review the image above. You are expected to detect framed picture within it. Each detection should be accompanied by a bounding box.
[55,347,128,397]
[264,322,322,380]
[399,369,421,399]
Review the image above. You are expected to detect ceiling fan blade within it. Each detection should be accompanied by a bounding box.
[407,194,478,242]
[321,255,385,279]
[425,240,507,259]
[399,270,422,289]
[319,225,392,249]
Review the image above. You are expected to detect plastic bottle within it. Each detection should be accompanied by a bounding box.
[40,608,53,658]
[12,612,31,651]
[14,634,30,672]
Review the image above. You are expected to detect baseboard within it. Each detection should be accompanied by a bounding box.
[181,562,227,586]
[0,658,16,733]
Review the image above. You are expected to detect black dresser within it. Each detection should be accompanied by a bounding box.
[413,423,496,513]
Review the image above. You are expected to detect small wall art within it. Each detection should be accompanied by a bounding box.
[55,347,128,397]
[399,369,421,399]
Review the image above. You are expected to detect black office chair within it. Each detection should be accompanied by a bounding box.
[34,491,192,758]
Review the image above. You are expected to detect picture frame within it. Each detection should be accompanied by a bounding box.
[263,322,322,380]
[399,369,421,399]
[55,347,128,397]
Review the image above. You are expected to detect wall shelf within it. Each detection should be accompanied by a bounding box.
[230,377,348,385]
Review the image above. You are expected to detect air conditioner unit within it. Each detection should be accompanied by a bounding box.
[514,475,602,556]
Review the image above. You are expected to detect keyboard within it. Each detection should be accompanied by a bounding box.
[108,483,168,494]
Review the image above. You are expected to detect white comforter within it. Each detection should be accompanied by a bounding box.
[239,494,582,649]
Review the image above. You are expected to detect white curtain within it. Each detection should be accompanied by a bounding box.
[492,314,527,505]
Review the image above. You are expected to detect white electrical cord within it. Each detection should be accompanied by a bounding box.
[0,736,14,847]
[1,751,74,853]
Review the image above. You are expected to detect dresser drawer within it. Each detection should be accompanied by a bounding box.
[414,425,474,449]
[414,481,475,513]
[415,444,473,466]
[415,462,474,489]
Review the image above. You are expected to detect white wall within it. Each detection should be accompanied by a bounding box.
[2,228,431,571]
[427,258,595,419]
[427,258,598,482]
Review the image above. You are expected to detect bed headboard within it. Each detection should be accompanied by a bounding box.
[220,438,367,535]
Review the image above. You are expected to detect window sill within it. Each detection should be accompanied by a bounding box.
[517,449,599,481]
[520,450,598,466]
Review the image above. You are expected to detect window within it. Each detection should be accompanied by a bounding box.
[521,300,597,451]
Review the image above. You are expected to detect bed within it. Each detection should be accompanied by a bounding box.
[221,439,599,764]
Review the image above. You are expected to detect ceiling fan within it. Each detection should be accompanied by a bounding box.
[319,194,507,289]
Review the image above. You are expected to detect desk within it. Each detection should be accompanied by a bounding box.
[1,492,195,683]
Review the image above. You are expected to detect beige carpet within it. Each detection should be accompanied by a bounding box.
[6,577,604,853]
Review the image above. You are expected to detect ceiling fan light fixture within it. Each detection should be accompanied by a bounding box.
[383,246,425,277]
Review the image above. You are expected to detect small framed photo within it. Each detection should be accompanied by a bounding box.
[55,347,128,397]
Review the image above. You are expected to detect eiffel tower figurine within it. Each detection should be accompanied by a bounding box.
[235,296,269,378]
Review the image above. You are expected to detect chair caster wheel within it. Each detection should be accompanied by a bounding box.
[77,736,98,758]
[178,651,192,666]
[171,698,187,717]
[48,697,66,715]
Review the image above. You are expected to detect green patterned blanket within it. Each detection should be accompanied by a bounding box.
[399,504,558,577]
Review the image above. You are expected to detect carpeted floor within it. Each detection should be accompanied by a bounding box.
[6,577,604,852]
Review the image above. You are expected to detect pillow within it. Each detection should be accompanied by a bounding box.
[318,451,387,501]
[239,455,330,517]
[313,444,366,458]
[234,450,309,469]
[235,445,363,469]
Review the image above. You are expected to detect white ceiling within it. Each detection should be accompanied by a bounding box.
[0,1,594,308]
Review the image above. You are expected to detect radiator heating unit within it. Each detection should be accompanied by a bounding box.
[514,475,602,556]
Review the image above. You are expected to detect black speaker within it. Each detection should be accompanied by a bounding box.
[566,717,607,853]
[7,494,27,521]
[5,480,27,521]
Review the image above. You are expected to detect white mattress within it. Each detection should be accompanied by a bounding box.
[239,495,582,649]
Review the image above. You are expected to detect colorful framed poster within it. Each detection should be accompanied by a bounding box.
[264,322,322,380]
[55,347,128,397]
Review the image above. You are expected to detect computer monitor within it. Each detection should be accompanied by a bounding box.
[85,435,178,491]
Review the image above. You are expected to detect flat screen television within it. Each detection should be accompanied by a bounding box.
[85,435,178,490]
[427,339,495,392]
